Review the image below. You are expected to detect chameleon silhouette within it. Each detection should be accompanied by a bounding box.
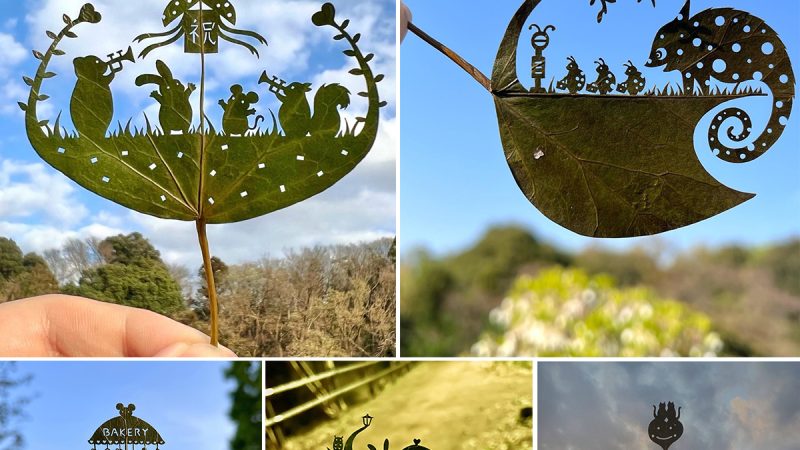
[645,0,795,163]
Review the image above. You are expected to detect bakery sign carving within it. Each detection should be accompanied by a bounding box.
[88,403,165,450]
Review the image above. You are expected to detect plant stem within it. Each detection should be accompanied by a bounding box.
[195,3,219,346]
[407,22,491,93]
[196,219,219,346]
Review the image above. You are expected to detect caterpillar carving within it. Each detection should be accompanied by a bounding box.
[645,0,795,163]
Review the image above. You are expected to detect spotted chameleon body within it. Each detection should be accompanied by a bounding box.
[646,0,794,163]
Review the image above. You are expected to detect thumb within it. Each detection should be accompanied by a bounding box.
[154,342,237,358]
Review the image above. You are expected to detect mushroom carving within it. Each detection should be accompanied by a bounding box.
[135,0,267,57]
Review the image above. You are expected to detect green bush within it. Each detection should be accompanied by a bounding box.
[472,267,723,357]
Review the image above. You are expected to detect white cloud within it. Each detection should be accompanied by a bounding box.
[0,159,89,226]
[0,220,122,256]
[0,31,28,116]
[0,32,26,70]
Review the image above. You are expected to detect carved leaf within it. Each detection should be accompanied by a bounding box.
[490,1,755,238]
[24,2,382,225]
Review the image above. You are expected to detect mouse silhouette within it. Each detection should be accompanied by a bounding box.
[219,84,264,135]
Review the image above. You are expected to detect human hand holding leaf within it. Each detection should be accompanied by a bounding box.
[21,2,386,346]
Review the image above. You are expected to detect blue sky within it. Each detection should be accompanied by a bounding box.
[539,361,800,449]
[11,361,240,450]
[401,0,800,256]
[0,0,396,268]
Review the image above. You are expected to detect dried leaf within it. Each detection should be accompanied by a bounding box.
[490,1,757,238]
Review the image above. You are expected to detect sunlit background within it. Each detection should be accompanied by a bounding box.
[400,0,800,357]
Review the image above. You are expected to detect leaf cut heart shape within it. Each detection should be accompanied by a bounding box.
[21,2,386,345]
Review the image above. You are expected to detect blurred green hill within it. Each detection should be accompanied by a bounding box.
[400,225,800,357]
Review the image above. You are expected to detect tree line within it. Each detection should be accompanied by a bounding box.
[401,225,800,357]
[0,234,396,357]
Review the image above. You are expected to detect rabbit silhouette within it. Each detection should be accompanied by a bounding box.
[136,60,196,134]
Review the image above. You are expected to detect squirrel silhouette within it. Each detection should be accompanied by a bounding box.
[645,0,794,163]
[310,84,351,138]
[262,78,351,138]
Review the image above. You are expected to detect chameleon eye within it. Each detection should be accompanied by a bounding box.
[656,48,667,60]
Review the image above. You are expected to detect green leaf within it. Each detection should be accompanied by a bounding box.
[23,76,34,86]
[52,49,65,56]
[62,14,71,24]
[374,74,384,82]
[349,68,364,76]
[64,30,78,38]
[24,4,383,226]
[489,1,754,238]
[32,50,44,60]
[42,72,56,79]
[37,94,50,101]
[364,53,374,62]
[18,102,27,112]
[46,30,57,39]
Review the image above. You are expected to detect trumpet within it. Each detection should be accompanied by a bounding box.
[258,70,286,95]
[106,46,135,75]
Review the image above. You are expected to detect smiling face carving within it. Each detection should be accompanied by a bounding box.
[648,402,684,449]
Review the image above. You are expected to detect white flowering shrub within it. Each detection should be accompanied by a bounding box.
[472,268,723,357]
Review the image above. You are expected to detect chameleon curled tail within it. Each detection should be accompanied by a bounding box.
[646,1,795,164]
[706,22,795,163]
[710,65,794,163]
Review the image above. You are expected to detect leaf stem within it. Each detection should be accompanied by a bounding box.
[195,2,219,346]
[407,22,491,93]
[196,219,219,346]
